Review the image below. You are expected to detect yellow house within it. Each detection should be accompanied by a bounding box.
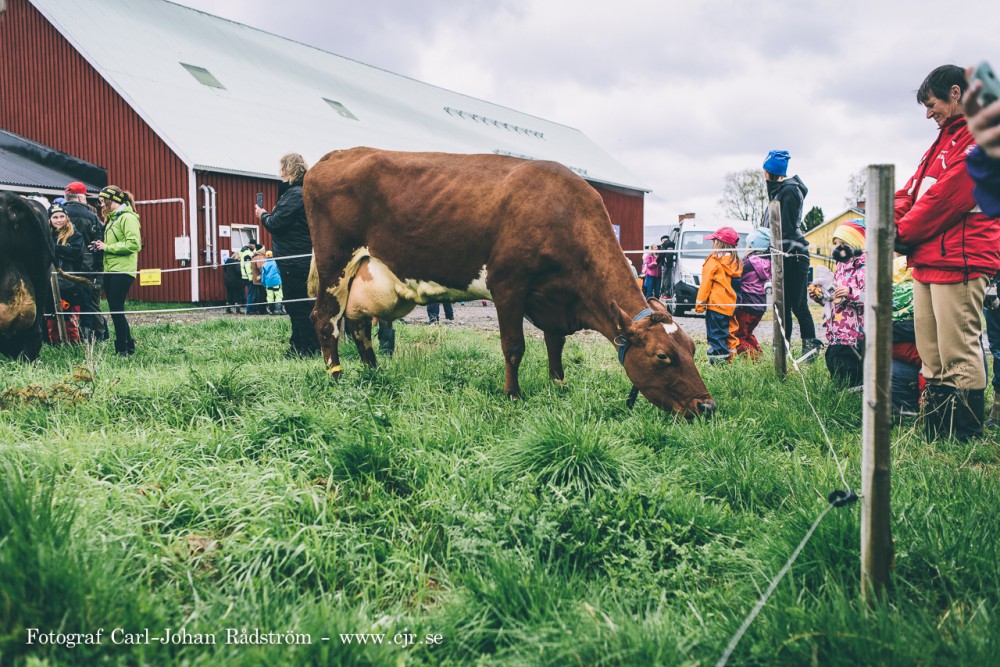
[804,206,866,271]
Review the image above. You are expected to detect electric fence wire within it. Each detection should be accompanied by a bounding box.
[715,301,859,666]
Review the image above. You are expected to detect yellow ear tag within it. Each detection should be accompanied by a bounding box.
[326,365,342,374]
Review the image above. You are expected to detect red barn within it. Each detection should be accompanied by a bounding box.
[0,0,647,302]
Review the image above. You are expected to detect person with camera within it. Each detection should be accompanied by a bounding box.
[62,181,106,340]
[963,63,1000,427]
[895,65,1000,441]
[657,234,675,299]
[94,185,141,357]
[255,153,320,357]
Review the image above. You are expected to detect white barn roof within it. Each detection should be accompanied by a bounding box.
[30,0,648,191]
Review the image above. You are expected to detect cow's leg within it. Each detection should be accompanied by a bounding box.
[310,258,351,377]
[311,293,342,376]
[544,331,566,382]
[494,296,527,398]
[347,316,378,368]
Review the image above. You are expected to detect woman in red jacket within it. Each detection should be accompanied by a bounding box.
[895,65,1000,441]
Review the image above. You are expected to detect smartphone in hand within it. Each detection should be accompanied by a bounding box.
[256,192,264,208]
[972,61,1000,107]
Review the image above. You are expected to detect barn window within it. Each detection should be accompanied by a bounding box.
[180,63,226,89]
[323,98,358,121]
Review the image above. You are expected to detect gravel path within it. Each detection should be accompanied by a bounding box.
[130,300,813,344]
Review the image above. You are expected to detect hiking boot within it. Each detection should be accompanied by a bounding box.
[952,388,985,442]
[800,338,824,364]
[922,384,955,442]
[377,326,396,356]
[985,396,1000,429]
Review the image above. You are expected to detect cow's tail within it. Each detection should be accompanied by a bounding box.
[56,267,93,286]
[307,254,318,298]
[306,252,344,338]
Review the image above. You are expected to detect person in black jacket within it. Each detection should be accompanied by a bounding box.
[254,153,320,356]
[46,204,86,343]
[763,150,821,358]
[63,182,106,341]
[223,252,245,313]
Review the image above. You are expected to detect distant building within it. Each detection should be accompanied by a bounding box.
[0,129,106,197]
[804,203,866,271]
[0,0,648,302]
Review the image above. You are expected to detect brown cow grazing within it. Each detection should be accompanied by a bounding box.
[304,148,715,419]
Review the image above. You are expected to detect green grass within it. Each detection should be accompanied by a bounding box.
[0,316,998,666]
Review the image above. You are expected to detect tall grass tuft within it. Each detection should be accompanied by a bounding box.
[493,410,645,496]
[0,464,159,663]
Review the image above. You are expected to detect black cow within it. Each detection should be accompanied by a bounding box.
[0,193,53,361]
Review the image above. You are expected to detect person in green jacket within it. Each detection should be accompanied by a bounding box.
[94,185,141,356]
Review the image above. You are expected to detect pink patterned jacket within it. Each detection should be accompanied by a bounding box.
[823,255,865,346]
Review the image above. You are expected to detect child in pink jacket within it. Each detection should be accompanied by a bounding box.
[809,220,866,385]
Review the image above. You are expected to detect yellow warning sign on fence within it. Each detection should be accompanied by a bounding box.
[139,269,162,286]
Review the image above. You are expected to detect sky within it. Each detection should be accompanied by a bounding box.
[173,0,999,233]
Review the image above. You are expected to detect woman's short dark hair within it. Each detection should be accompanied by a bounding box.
[917,65,967,104]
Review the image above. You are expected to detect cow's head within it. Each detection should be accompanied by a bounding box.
[611,299,715,420]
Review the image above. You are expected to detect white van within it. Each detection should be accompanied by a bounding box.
[662,218,756,317]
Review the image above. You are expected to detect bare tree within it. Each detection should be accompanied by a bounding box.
[845,168,866,207]
[718,168,768,223]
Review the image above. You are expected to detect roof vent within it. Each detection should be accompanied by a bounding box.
[323,98,358,121]
[445,107,544,139]
[180,63,225,89]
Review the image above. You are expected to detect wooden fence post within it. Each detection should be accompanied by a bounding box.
[49,269,67,344]
[769,201,786,379]
[861,164,894,603]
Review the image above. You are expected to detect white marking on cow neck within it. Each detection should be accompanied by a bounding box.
[662,322,679,335]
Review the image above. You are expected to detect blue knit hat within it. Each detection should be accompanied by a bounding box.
[746,227,771,250]
[763,150,790,176]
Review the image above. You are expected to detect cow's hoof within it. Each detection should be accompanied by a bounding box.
[326,364,343,379]
[552,379,569,390]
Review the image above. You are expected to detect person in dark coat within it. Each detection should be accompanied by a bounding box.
[63,182,106,340]
[254,153,320,356]
[46,204,86,343]
[763,150,821,358]
[223,252,245,313]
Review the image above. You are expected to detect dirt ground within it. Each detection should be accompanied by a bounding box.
[128,300,810,344]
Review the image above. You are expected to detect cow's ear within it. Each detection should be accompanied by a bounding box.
[610,301,633,333]
[647,297,673,321]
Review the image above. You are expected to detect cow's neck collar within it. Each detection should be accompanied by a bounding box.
[616,307,653,366]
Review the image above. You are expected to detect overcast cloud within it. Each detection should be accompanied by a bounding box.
[175,0,1000,232]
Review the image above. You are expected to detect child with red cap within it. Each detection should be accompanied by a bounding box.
[809,219,866,384]
[695,226,742,364]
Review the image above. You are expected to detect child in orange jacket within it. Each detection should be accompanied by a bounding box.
[695,227,742,364]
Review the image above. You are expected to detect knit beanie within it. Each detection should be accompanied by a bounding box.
[98,186,127,204]
[833,219,866,250]
[763,150,790,176]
